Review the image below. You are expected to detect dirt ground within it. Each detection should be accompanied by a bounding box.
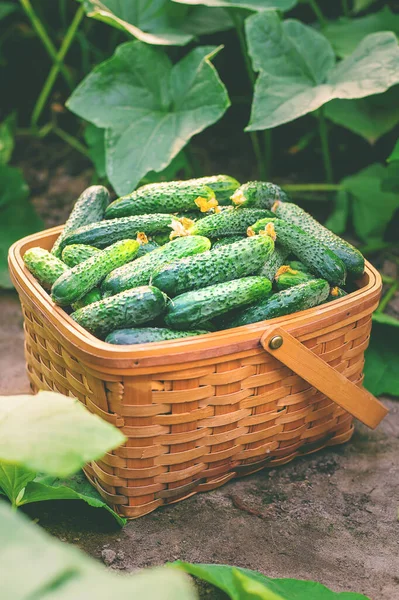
[1,291,398,600]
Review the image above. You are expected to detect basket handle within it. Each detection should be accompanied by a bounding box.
[260,325,388,430]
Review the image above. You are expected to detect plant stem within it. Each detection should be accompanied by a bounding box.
[318,108,334,184]
[377,280,399,313]
[342,0,349,17]
[229,9,268,179]
[53,127,90,157]
[308,0,327,27]
[31,6,85,127]
[283,183,342,192]
[381,274,397,285]
[19,0,73,89]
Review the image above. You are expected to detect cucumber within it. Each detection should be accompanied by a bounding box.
[71,288,102,311]
[51,185,110,258]
[183,208,274,238]
[228,279,330,328]
[165,276,272,329]
[152,232,172,246]
[231,181,289,209]
[326,286,348,302]
[105,327,209,345]
[60,214,176,250]
[62,244,101,267]
[137,239,159,256]
[52,239,139,306]
[212,235,244,249]
[195,175,240,204]
[105,181,217,219]
[71,286,168,338]
[259,244,290,281]
[275,265,314,291]
[23,247,68,289]
[250,218,347,286]
[272,201,365,277]
[152,235,275,297]
[288,260,312,274]
[102,235,211,297]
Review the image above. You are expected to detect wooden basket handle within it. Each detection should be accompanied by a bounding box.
[260,325,388,430]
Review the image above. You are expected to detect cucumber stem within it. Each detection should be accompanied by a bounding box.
[377,280,399,314]
[52,127,90,158]
[307,0,327,27]
[318,107,334,184]
[31,5,85,127]
[19,0,74,89]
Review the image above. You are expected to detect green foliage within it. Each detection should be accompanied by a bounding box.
[352,0,378,14]
[0,2,18,20]
[84,123,106,178]
[387,139,399,163]
[0,501,196,599]
[0,113,15,164]
[172,0,297,10]
[245,12,399,131]
[365,321,399,397]
[68,42,230,195]
[174,562,370,599]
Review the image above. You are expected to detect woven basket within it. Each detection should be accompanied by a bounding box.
[9,225,387,519]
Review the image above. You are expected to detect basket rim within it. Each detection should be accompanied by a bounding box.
[9,224,381,370]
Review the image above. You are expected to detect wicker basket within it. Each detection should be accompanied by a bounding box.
[9,225,387,519]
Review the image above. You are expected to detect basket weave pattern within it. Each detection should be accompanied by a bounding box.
[10,226,381,519]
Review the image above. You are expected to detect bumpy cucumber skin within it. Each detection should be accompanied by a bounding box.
[190,208,274,238]
[252,218,347,286]
[105,327,209,345]
[62,244,101,267]
[228,279,330,328]
[23,247,68,288]
[60,214,175,250]
[231,181,289,209]
[212,235,244,248]
[274,202,365,277]
[105,182,216,219]
[152,235,275,297]
[51,186,110,258]
[152,232,171,246]
[102,235,211,297]
[195,175,240,204]
[165,276,272,329]
[137,240,159,256]
[275,268,314,291]
[71,288,102,311]
[288,260,312,274]
[259,244,290,281]
[52,239,139,306]
[71,286,168,338]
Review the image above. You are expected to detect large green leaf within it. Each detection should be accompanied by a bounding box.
[0,391,126,477]
[0,465,36,507]
[245,12,399,131]
[184,6,233,35]
[68,42,230,195]
[323,8,399,58]
[0,164,43,288]
[364,322,399,396]
[84,123,106,178]
[325,86,399,144]
[78,0,193,46]
[172,0,297,11]
[20,473,126,526]
[174,563,369,599]
[0,501,197,600]
[324,189,350,235]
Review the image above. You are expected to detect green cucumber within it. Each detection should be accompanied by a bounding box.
[71,286,168,338]
[71,288,102,311]
[259,244,290,281]
[195,175,240,204]
[62,244,101,267]
[251,218,347,286]
[228,279,330,328]
[185,208,274,238]
[105,182,216,219]
[275,266,314,291]
[60,214,176,250]
[102,235,211,297]
[152,235,275,297]
[272,202,365,277]
[105,327,209,345]
[326,287,348,302]
[288,260,312,274]
[51,185,110,258]
[52,239,139,306]
[231,181,289,209]
[137,239,159,256]
[165,276,272,329]
[212,235,244,249]
[152,232,172,246]
[23,247,68,289]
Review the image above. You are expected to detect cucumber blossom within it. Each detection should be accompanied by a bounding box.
[275,265,314,291]
[23,247,68,289]
[51,185,110,258]
[52,239,139,306]
[105,327,209,345]
[152,234,275,297]
[102,235,211,297]
[231,181,289,209]
[272,201,365,278]
[326,287,348,302]
[165,276,272,329]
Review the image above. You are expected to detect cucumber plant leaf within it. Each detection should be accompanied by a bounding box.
[324,189,350,235]
[0,2,18,20]
[245,12,399,131]
[84,123,106,178]
[174,562,370,599]
[0,465,36,507]
[353,0,378,14]
[365,322,399,396]
[77,0,193,46]
[0,502,197,600]
[325,86,399,144]
[172,0,297,11]
[322,8,399,58]
[68,42,230,195]
[0,391,126,477]
[387,139,399,163]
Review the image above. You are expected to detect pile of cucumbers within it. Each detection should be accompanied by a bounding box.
[23,176,365,345]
